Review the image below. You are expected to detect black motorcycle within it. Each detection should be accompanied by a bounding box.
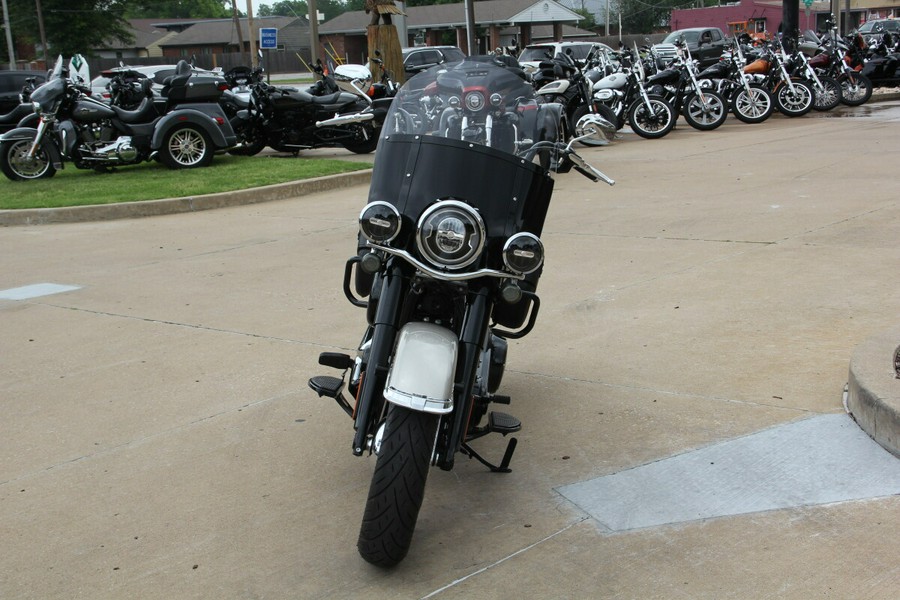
[228,59,384,156]
[644,41,729,130]
[0,57,236,181]
[697,39,774,124]
[532,47,618,145]
[0,76,39,134]
[308,58,613,567]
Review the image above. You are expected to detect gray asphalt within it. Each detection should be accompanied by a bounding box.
[1,99,899,599]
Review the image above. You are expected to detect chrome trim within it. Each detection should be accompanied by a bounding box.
[416,200,486,270]
[366,242,524,282]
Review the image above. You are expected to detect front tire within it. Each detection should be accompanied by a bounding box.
[731,84,774,124]
[682,90,728,130]
[838,72,873,106]
[774,80,814,117]
[0,138,57,181]
[159,125,214,169]
[627,95,676,139]
[358,405,439,567]
[812,76,842,111]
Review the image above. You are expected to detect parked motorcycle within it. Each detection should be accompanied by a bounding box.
[785,39,842,111]
[0,76,39,134]
[227,57,384,156]
[697,39,774,124]
[807,18,873,106]
[532,47,618,145]
[0,57,236,181]
[743,39,815,117]
[849,29,900,87]
[645,41,729,130]
[591,46,677,139]
[308,58,613,567]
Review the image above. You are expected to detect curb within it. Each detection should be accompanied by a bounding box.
[0,168,373,226]
[847,325,900,457]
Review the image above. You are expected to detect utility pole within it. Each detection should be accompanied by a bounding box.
[35,0,49,65]
[231,0,245,64]
[2,0,15,70]
[309,0,320,65]
[464,0,476,55]
[245,0,257,68]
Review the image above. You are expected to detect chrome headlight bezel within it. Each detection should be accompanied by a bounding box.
[502,232,544,275]
[416,200,485,270]
[359,201,401,244]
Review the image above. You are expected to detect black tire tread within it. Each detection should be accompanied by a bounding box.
[357,405,438,568]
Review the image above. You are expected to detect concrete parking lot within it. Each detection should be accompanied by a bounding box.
[2,102,899,599]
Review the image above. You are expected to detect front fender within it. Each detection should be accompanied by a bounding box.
[383,322,458,415]
[0,127,63,168]
[151,108,235,150]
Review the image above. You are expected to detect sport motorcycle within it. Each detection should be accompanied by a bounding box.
[0,57,236,181]
[308,58,614,567]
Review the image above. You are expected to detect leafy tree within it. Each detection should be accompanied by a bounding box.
[125,0,231,18]
[257,0,346,21]
[7,0,135,59]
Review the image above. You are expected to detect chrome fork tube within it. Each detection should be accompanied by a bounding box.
[27,118,50,159]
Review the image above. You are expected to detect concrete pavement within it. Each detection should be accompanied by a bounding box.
[1,101,899,598]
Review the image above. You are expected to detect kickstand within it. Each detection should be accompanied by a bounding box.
[460,437,518,473]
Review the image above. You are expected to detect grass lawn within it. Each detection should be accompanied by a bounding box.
[0,154,372,210]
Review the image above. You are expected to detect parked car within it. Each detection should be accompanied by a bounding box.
[857,18,900,47]
[402,45,465,79]
[90,64,221,102]
[653,27,728,70]
[518,41,614,74]
[0,70,47,114]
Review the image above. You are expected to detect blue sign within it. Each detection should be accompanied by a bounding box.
[260,28,278,49]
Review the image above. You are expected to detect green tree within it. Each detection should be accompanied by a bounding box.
[8,0,135,59]
[613,0,703,34]
[125,0,231,18]
[257,0,346,21]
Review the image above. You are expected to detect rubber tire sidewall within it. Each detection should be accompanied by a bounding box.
[627,95,676,139]
[730,83,774,124]
[838,73,873,106]
[775,80,814,117]
[159,125,214,169]
[357,404,439,568]
[0,138,57,181]
[812,76,842,111]
[682,90,728,131]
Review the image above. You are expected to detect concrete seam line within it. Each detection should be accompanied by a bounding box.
[0,169,373,227]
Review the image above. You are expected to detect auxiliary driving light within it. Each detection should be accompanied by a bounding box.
[359,201,401,244]
[502,233,544,275]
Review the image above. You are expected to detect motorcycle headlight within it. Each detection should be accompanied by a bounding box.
[503,232,544,275]
[359,201,401,244]
[31,101,41,116]
[465,91,485,112]
[417,200,485,269]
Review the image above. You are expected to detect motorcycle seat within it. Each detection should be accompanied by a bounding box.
[290,90,347,105]
[110,96,159,124]
[0,104,34,126]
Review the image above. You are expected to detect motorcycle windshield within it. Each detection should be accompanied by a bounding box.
[380,58,539,156]
[30,55,66,113]
[370,58,556,256]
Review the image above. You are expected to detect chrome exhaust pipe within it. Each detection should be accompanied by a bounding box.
[316,112,374,128]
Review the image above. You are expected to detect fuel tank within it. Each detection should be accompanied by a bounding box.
[72,97,116,122]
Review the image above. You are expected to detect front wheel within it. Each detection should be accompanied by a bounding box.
[731,84,774,124]
[812,76,842,111]
[774,80,814,117]
[838,72,873,106]
[159,125,214,169]
[682,90,728,130]
[358,404,439,567]
[0,138,57,181]
[627,95,676,139]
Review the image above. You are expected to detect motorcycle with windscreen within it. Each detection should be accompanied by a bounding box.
[308,58,614,567]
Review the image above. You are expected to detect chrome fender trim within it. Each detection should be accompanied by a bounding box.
[383,322,458,415]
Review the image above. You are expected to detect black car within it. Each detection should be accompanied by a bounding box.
[652,27,729,70]
[402,46,465,79]
[0,70,47,114]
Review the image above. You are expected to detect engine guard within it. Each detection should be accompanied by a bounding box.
[383,322,458,415]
